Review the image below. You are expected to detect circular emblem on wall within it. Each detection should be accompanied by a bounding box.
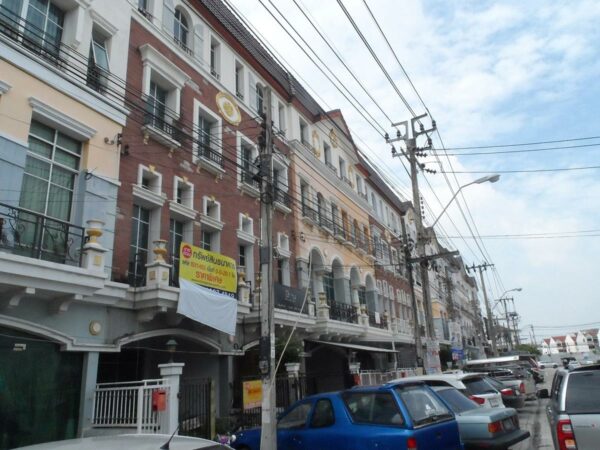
[216,92,241,126]
[329,128,339,148]
[182,244,193,259]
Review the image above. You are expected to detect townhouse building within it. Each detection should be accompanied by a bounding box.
[0,0,131,446]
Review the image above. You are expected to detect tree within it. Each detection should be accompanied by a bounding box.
[515,344,541,356]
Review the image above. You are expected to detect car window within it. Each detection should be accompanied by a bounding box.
[565,372,600,413]
[433,387,479,413]
[462,377,498,395]
[342,392,404,426]
[483,376,506,391]
[552,374,564,401]
[395,385,453,426]
[278,402,312,429]
[310,399,335,428]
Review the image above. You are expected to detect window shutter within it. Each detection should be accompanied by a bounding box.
[193,22,204,64]
[163,0,175,35]
[248,72,257,111]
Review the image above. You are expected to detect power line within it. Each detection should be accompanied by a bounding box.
[442,135,600,151]
[442,165,600,174]
[444,142,600,156]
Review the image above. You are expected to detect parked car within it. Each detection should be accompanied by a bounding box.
[542,363,600,450]
[399,373,505,409]
[482,376,526,410]
[232,380,464,450]
[472,366,537,400]
[561,356,577,368]
[13,434,232,450]
[539,360,558,369]
[429,385,530,449]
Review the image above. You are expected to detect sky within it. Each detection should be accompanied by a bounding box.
[232,0,600,342]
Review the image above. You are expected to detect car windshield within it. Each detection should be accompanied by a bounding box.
[395,385,453,426]
[565,371,600,414]
[433,387,479,413]
[484,376,508,391]
[462,377,498,395]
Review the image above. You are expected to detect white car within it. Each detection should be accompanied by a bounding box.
[13,434,230,450]
[393,372,505,409]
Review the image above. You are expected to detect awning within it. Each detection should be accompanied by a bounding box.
[307,340,397,353]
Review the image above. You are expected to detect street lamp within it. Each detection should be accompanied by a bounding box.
[430,174,500,229]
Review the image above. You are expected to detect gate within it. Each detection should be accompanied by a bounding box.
[178,378,213,438]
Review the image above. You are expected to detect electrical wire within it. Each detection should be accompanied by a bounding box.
[442,165,600,174]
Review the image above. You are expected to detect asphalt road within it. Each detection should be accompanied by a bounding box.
[511,368,555,450]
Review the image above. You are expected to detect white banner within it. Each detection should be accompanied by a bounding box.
[177,278,238,335]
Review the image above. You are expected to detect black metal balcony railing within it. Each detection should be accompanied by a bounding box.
[273,187,291,207]
[128,252,147,287]
[0,202,85,266]
[174,37,193,56]
[241,169,260,189]
[325,161,337,174]
[341,175,352,186]
[143,96,180,140]
[86,61,108,94]
[328,299,357,324]
[302,203,318,222]
[318,212,333,230]
[198,144,224,167]
[274,284,308,314]
[368,311,388,329]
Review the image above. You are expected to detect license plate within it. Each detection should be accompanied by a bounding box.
[503,418,515,430]
[490,399,500,407]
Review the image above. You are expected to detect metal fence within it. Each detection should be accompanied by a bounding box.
[358,368,419,386]
[179,378,212,439]
[92,379,170,433]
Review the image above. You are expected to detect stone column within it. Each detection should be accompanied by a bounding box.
[77,351,99,437]
[158,362,185,435]
[146,240,172,288]
[82,220,107,273]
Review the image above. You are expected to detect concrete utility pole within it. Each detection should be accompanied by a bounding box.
[258,87,276,450]
[501,297,513,350]
[388,114,438,371]
[468,263,497,356]
[530,324,538,347]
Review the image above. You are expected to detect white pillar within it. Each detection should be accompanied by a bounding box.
[159,362,185,435]
[77,352,99,437]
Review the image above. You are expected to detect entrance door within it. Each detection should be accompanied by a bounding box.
[0,328,82,449]
[179,378,213,439]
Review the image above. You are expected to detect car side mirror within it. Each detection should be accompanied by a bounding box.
[537,389,549,399]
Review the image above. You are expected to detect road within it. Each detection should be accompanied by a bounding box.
[511,368,555,450]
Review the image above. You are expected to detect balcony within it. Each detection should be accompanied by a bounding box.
[368,311,388,330]
[142,98,182,149]
[274,283,308,314]
[273,187,292,213]
[328,299,357,324]
[0,202,85,267]
[301,204,318,225]
[196,144,225,178]
[325,161,337,174]
[240,169,260,196]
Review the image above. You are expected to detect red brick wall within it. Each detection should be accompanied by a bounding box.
[112,18,295,288]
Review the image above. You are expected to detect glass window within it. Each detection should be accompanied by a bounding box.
[235,61,244,98]
[147,81,167,129]
[129,204,150,285]
[278,402,312,430]
[311,399,335,428]
[239,244,246,268]
[342,392,403,426]
[565,372,600,413]
[462,377,498,396]
[210,38,220,75]
[201,230,212,251]
[256,83,264,113]
[174,8,188,48]
[323,271,334,301]
[87,31,110,91]
[432,387,478,413]
[24,0,64,57]
[198,113,214,158]
[169,218,183,282]
[394,385,452,426]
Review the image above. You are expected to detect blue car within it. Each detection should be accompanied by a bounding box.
[232,380,464,450]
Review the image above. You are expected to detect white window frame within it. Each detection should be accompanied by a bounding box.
[210,34,221,80]
[235,60,245,100]
[193,98,223,164]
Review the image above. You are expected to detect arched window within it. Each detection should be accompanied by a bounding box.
[174,8,189,48]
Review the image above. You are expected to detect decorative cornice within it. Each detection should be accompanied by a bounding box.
[89,8,118,36]
[28,97,96,140]
[139,44,190,89]
[0,80,11,95]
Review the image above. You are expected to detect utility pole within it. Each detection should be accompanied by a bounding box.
[530,324,538,347]
[400,213,423,367]
[387,114,438,371]
[501,297,513,350]
[258,87,276,450]
[467,263,497,356]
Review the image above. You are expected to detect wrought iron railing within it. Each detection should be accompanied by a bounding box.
[143,96,180,140]
[0,202,85,266]
[368,311,388,329]
[325,161,337,174]
[302,203,318,222]
[128,252,147,287]
[198,144,224,167]
[274,284,308,314]
[241,169,260,189]
[273,187,291,207]
[328,299,357,324]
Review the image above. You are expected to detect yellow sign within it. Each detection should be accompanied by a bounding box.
[243,380,262,410]
[216,92,242,126]
[179,242,237,294]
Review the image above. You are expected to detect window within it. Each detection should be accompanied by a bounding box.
[146,81,168,132]
[173,8,189,51]
[299,119,309,146]
[394,385,451,426]
[342,392,403,426]
[23,0,65,59]
[323,142,332,167]
[201,230,212,251]
[173,176,193,209]
[371,193,378,215]
[197,112,219,163]
[311,399,335,428]
[169,218,183,284]
[433,387,478,414]
[323,271,334,301]
[338,157,346,179]
[210,36,220,79]
[255,83,264,113]
[317,193,326,227]
[129,204,150,286]
[355,175,364,195]
[240,141,258,189]
[20,120,80,221]
[87,29,110,92]
[278,402,311,430]
[278,102,286,135]
[358,286,366,306]
[238,244,246,268]
[300,180,309,215]
[235,61,244,99]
